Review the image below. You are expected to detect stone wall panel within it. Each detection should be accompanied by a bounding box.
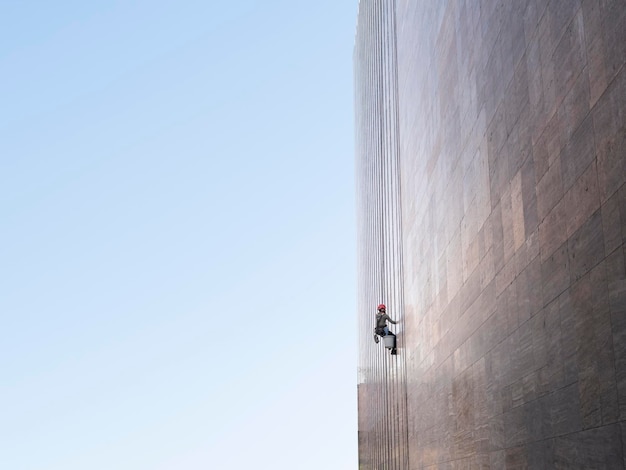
[356,0,626,467]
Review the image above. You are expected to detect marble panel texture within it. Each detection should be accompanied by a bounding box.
[355,0,626,468]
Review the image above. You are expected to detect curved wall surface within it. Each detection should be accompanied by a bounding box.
[356,0,626,468]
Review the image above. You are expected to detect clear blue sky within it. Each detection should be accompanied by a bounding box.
[0,1,357,468]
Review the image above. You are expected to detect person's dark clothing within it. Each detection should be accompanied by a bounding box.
[374,312,397,336]
[376,312,397,328]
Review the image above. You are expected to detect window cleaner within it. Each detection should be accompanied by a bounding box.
[373,304,399,355]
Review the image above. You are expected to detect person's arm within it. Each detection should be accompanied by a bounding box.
[385,314,398,324]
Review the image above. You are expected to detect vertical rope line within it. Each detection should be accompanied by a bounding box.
[389,0,410,467]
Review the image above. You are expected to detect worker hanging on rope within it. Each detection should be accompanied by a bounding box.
[373,304,399,354]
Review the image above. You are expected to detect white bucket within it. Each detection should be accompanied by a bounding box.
[383,335,395,349]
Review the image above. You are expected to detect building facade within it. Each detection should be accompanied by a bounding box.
[355,0,626,468]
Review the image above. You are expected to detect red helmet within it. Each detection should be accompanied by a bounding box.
[377,304,386,311]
